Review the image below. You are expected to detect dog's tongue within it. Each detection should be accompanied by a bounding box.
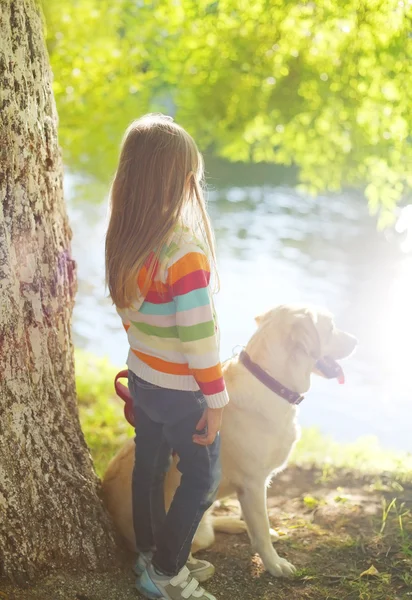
[315,356,345,384]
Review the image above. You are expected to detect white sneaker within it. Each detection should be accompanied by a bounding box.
[186,555,215,583]
[136,564,217,599]
[134,553,215,583]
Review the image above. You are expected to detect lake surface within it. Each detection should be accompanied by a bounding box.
[66,163,412,451]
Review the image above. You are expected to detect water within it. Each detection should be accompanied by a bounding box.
[66,165,412,452]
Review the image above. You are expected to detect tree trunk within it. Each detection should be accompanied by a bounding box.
[0,0,118,585]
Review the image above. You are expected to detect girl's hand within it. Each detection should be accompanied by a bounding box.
[193,407,224,446]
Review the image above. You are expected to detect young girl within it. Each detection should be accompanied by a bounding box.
[105,114,229,600]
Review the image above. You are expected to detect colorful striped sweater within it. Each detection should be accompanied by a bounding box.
[117,229,229,409]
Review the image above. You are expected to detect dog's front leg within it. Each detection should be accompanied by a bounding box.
[237,485,296,577]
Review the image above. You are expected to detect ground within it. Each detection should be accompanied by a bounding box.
[3,356,411,599]
[1,464,411,600]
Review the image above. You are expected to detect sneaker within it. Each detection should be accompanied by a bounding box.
[136,564,216,600]
[185,555,215,583]
[134,551,153,577]
[134,553,215,583]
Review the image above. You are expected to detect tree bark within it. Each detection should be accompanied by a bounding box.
[0,0,118,585]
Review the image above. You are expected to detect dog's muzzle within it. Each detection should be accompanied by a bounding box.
[315,356,345,384]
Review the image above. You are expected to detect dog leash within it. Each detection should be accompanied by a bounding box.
[115,354,234,428]
[114,370,135,427]
[114,351,344,427]
[114,353,291,428]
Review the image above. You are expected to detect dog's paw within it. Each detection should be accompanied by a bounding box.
[265,557,296,578]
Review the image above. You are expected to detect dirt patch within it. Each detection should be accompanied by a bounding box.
[1,466,411,600]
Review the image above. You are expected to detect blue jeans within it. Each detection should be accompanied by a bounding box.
[129,371,221,576]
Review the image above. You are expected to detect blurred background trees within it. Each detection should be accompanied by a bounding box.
[44,0,412,223]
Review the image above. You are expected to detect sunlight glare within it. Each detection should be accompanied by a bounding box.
[395,204,412,253]
[381,252,412,382]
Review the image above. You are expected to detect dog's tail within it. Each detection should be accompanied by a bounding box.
[211,516,248,534]
[212,516,279,541]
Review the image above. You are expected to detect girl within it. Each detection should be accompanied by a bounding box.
[105,114,229,600]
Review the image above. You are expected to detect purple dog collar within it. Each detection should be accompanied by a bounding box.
[239,350,304,405]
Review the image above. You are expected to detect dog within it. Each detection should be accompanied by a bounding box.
[102,304,357,577]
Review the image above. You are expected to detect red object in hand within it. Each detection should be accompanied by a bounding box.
[114,370,135,427]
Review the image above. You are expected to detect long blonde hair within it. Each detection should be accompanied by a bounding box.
[105,114,218,308]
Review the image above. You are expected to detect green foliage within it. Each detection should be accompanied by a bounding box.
[75,349,133,477]
[44,0,412,219]
[293,426,412,480]
[302,494,324,510]
[380,497,412,557]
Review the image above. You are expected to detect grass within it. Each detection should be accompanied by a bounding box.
[76,349,133,477]
[293,427,412,483]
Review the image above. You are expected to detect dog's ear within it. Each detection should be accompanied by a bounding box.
[289,311,321,359]
[255,309,272,327]
[255,313,267,327]
[255,313,264,326]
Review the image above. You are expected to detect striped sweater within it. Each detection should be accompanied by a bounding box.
[117,229,229,409]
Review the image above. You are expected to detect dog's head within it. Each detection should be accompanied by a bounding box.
[247,305,357,394]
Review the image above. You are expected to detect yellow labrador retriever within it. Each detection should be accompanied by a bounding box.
[102,305,357,577]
